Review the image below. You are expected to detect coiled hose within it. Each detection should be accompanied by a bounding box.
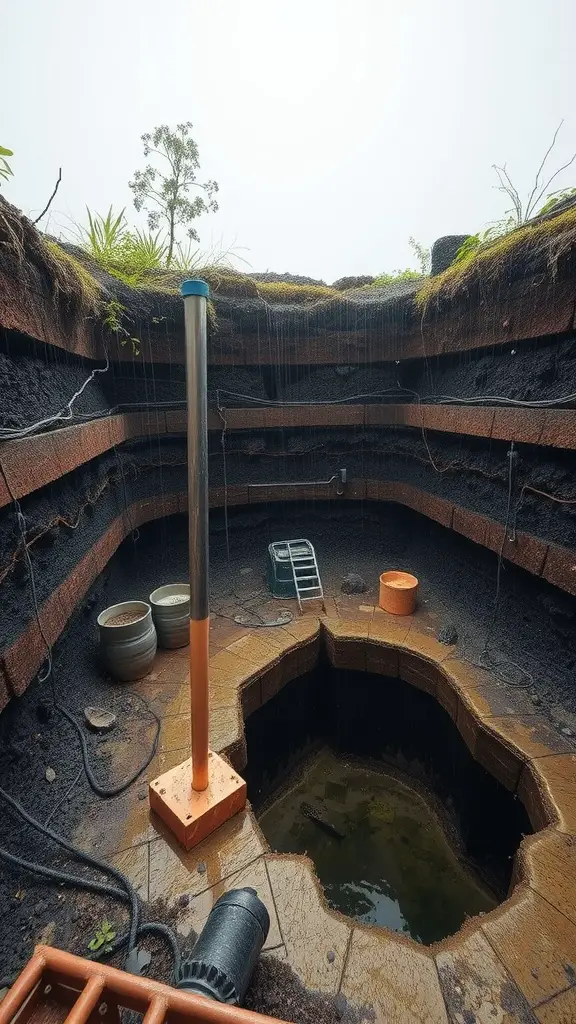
[0,786,181,976]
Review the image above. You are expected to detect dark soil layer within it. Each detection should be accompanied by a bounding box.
[3,325,576,434]
[403,332,576,405]
[212,279,420,337]
[274,364,399,402]
[272,333,576,405]
[1,504,575,991]
[0,440,188,646]
[0,332,111,430]
[0,330,270,428]
[3,419,576,650]
[211,426,576,548]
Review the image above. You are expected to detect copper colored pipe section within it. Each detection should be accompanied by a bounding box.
[190,616,210,791]
[0,948,45,1022]
[64,974,105,1024]
[0,946,289,1024]
[143,996,169,1024]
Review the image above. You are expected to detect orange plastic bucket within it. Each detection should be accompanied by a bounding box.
[379,570,419,615]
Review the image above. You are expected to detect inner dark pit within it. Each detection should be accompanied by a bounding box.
[245,660,532,945]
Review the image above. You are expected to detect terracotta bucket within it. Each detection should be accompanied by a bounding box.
[379,570,419,615]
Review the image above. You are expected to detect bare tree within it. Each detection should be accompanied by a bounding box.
[492,120,576,226]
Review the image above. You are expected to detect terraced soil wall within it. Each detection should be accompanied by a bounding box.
[1,260,575,706]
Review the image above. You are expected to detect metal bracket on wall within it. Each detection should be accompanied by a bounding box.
[248,467,347,497]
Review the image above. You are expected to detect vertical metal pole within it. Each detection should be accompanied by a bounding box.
[182,280,210,792]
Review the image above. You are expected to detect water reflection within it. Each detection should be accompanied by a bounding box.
[258,748,496,944]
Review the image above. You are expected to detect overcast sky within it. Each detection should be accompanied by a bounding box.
[4,0,576,282]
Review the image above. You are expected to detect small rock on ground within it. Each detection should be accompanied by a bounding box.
[45,767,56,783]
[84,706,117,732]
[437,623,458,646]
[340,573,368,595]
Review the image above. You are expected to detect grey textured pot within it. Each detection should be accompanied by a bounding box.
[97,601,157,681]
[149,584,190,649]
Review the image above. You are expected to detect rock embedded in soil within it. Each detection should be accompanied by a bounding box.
[437,623,458,646]
[84,706,116,732]
[340,573,368,595]
[45,767,56,783]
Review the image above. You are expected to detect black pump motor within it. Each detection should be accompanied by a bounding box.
[176,887,270,1005]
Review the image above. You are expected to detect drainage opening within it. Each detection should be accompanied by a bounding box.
[245,661,532,946]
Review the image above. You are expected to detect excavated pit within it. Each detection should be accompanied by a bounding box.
[3,203,576,1020]
[245,662,530,945]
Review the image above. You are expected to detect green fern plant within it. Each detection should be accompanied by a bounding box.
[102,299,140,355]
[79,207,127,267]
[454,219,516,264]
[119,228,168,272]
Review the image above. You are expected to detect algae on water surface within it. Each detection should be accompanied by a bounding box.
[258,748,496,945]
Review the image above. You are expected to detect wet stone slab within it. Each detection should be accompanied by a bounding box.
[148,807,265,907]
[266,854,351,995]
[341,927,448,1024]
[436,931,536,1024]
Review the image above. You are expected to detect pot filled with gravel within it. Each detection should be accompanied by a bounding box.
[149,584,190,649]
[97,601,157,680]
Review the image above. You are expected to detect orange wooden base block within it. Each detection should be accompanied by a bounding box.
[149,751,247,850]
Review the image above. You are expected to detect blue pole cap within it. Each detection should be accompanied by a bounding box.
[181,279,209,298]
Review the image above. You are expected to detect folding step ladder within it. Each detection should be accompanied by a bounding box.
[286,538,324,611]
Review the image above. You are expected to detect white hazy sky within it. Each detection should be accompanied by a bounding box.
[4,0,576,282]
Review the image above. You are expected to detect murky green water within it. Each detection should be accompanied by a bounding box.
[258,748,496,944]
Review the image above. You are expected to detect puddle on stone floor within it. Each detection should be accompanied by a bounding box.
[258,748,496,944]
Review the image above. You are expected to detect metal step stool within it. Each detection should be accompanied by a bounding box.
[267,538,324,611]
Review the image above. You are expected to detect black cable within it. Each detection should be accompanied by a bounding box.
[92,922,182,978]
[56,703,161,799]
[0,847,129,903]
[0,468,171,969]
[0,785,140,951]
[5,376,576,442]
[0,847,181,977]
[0,465,161,798]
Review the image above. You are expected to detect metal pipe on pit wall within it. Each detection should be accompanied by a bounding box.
[182,280,210,792]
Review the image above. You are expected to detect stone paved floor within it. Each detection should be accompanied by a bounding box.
[74,588,576,1024]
